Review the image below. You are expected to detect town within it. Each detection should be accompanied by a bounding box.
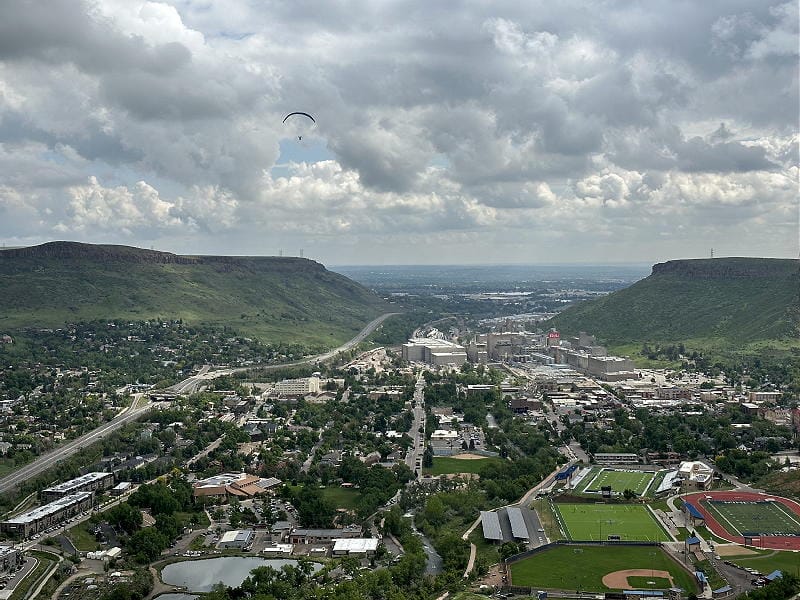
[0,315,796,600]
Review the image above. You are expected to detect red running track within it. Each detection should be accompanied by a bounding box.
[682,491,800,551]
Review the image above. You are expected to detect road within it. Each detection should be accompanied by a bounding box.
[405,373,427,475]
[165,312,399,395]
[0,401,155,497]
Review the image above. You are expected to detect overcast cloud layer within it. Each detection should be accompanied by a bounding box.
[0,0,797,264]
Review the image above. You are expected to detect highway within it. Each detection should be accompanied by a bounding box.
[165,312,399,395]
[0,400,155,496]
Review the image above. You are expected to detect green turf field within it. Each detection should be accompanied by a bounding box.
[422,455,504,475]
[556,503,670,541]
[704,500,800,536]
[509,544,697,592]
[584,469,655,496]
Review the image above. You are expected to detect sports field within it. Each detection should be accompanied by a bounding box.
[705,500,800,537]
[556,503,670,542]
[509,544,696,592]
[583,468,655,496]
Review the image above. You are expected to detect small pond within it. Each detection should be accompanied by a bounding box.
[161,557,318,592]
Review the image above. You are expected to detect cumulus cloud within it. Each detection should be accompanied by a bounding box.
[0,0,796,262]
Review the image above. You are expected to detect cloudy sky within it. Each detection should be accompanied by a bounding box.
[0,1,797,264]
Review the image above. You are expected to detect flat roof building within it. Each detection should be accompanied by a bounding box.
[274,377,320,397]
[218,529,255,549]
[193,473,281,499]
[332,538,379,556]
[41,472,114,501]
[288,525,362,544]
[402,338,467,367]
[1,492,93,538]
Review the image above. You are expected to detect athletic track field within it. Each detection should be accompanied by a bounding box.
[683,490,800,551]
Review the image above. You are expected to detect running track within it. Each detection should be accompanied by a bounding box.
[682,490,800,550]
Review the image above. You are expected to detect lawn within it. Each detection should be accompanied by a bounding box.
[555,504,670,542]
[509,544,697,592]
[703,500,800,536]
[423,456,504,476]
[320,486,361,510]
[627,576,672,589]
[67,522,100,551]
[726,548,800,577]
[584,469,656,496]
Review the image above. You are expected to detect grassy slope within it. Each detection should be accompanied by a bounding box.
[548,258,799,356]
[0,243,387,346]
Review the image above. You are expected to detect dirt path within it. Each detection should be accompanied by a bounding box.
[602,569,674,590]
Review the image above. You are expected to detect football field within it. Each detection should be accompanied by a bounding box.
[705,500,800,537]
[556,503,670,541]
[584,468,655,496]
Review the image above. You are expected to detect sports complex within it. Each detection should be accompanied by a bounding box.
[683,490,800,550]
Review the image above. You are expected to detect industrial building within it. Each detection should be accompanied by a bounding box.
[401,338,467,366]
[218,529,255,549]
[1,492,93,538]
[288,525,362,544]
[41,472,114,501]
[332,538,379,556]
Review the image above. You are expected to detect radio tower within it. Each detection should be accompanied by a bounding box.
[299,248,304,258]
[710,248,714,259]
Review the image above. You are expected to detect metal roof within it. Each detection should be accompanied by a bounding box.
[480,511,503,541]
[507,507,529,540]
[333,538,379,553]
[43,472,111,494]
[5,492,91,524]
[684,502,704,519]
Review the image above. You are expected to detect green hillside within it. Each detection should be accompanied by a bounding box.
[0,242,387,346]
[548,257,799,355]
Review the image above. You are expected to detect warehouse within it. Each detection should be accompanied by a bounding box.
[332,538,379,556]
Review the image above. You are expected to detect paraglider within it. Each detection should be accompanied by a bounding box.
[283,112,315,141]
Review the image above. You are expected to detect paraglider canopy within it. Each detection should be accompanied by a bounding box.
[283,112,316,141]
[282,112,315,124]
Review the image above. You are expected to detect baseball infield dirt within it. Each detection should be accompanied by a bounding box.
[602,569,674,590]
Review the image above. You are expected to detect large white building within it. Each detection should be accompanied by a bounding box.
[677,461,714,491]
[401,338,467,366]
[274,377,321,396]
